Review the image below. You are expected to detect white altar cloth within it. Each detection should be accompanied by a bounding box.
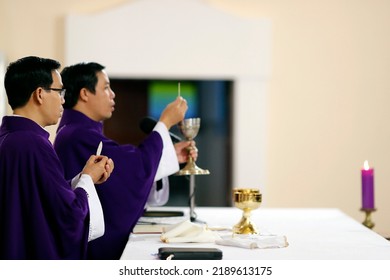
[120,207,390,260]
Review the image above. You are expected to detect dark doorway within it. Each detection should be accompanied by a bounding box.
[104,79,233,207]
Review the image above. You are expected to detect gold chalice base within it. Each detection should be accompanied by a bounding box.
[176,162,210,175]
[233,188,262,234]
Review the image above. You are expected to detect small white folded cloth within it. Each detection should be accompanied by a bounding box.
[160,220,288,249]
[160,220,221,243]
[215,234,289,249]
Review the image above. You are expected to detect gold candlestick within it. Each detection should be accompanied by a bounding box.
[360,208,376,229]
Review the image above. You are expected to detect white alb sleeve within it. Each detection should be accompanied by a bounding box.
[146,177,170,207]
[72,174,105,241]
[153,121,179,180]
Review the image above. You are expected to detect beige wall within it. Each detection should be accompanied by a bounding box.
[1,0,389,237]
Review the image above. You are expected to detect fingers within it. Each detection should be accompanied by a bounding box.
[159,96,188,129]
[189,147,198,161]
[175,140,198,163]
[106,158,112,170]
[175,96,188,114]
[101,170,110,182]
[88,154,98,163]
[84,155,114,184]
[179,97,188,112]
[176,140,195,149]
[95,171,109,185]
[176,96,185,103]
[99,157,114,177]
[105,158,114,174]
[93,155,112,166]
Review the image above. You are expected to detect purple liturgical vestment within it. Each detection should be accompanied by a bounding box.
[54,109,163,259]
[0,116,90,259]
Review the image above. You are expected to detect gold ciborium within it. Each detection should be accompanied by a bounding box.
[176,118,210,175]
[233,188,262,234]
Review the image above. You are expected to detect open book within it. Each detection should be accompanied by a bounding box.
[133,223,170,234]
[133,214,188,234]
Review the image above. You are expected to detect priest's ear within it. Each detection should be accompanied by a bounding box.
[33,88,45,105]
[79,88,90,102]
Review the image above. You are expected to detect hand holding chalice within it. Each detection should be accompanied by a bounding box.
[176,118,210,176]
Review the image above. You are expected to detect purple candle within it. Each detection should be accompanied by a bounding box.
[361,160,375,209]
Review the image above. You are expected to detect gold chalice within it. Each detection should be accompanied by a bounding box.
[233,188,262,234]
[176,118,210,175]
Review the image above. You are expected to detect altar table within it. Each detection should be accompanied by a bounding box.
[120,207,390,260]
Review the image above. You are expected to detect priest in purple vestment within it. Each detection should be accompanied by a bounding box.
[54,62,192,259]
[0,56,114,260]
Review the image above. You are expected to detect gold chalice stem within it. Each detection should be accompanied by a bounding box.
[233,208,259,234]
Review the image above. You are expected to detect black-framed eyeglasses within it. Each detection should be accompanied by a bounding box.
[45,88,66,98]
